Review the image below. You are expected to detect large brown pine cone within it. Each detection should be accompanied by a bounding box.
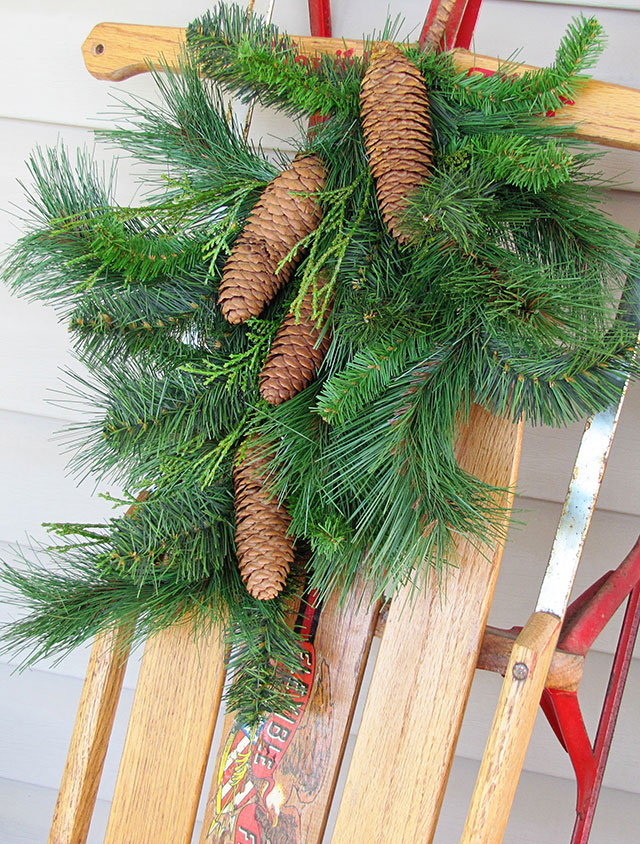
[233,440,294,600]
[219,154,326,324]
[259,284,332,405]
[360,43,432,244]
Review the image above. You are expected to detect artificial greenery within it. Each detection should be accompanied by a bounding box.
[1,4,638,724]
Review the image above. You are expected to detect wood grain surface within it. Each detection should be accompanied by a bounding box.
[81,23,640,151]
[330,404,523,844]
[82,23,186,82]
[103,621,226,844]
[48,627,131,844]
[477,625,584,692]
[198,583,380,844]
[460,611,562,844]
[451,49,640,152]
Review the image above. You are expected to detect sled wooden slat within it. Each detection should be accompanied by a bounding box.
[330,405,523,844]
[48,627,131,844]
[460,611,562,844]
[103,623,226,844]
[198,584,380,844]
[82,23,640,151]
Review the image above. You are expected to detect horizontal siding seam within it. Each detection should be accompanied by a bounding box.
[0,773,112,806]
[0,113,100,133]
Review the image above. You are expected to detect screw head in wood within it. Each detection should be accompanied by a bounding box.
[512,662,529,681]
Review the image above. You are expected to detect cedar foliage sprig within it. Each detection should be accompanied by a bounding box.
[1,4,639,725]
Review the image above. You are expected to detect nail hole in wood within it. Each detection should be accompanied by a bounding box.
[93,43,105,56]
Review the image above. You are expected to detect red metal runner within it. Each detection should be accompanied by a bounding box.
[308,0,332,38]
[490,538,640,842]
[419,0,484,51]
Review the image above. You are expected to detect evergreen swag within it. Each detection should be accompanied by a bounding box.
[2,4,639,723]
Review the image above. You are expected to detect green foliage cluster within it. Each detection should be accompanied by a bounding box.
[1,3,638,724]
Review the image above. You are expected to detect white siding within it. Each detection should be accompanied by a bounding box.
[1,1,639,842]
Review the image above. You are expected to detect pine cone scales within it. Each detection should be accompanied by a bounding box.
[360,43,432,244]
[234,442,294,600]
[260,285,332,405]
[219,154,326,324]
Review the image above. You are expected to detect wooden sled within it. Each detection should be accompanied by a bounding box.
[48,7,639,844]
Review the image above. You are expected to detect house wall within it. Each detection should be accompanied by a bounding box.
[0,1,638,841]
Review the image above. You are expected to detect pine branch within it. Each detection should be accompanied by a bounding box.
[2,145,113,308]
[0,548,228,669]
[468,135,576,192]
[224,582,305,726]
[100,50,279,201]
[187,3,365,120]
[65,278,222,363]
[404,162,499,251]
[473,332,639,426]
[60,361,248,485]
[89,216,205,282]
[434,15,606,116]
[316,334,443,426]
[311,345,507,597]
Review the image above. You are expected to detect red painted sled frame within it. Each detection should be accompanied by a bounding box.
[542,538,640,843]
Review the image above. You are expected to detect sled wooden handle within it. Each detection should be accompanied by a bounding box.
[82,23,640,151]
[460,611,562,844]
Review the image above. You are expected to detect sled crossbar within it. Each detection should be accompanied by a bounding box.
[82,23,640,151]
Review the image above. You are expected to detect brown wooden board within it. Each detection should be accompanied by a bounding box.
[198,582,380,844]
[82,23,640,151]
[103,622,226,844]
[330,405,523,844]
[461,611,562,844]
[48,627,131,844]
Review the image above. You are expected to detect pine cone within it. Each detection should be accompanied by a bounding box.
[360,43,432,244]
[234,440,294,600]
[219,154,326,324]
[125,490,149,518]
[259,283,332,405]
